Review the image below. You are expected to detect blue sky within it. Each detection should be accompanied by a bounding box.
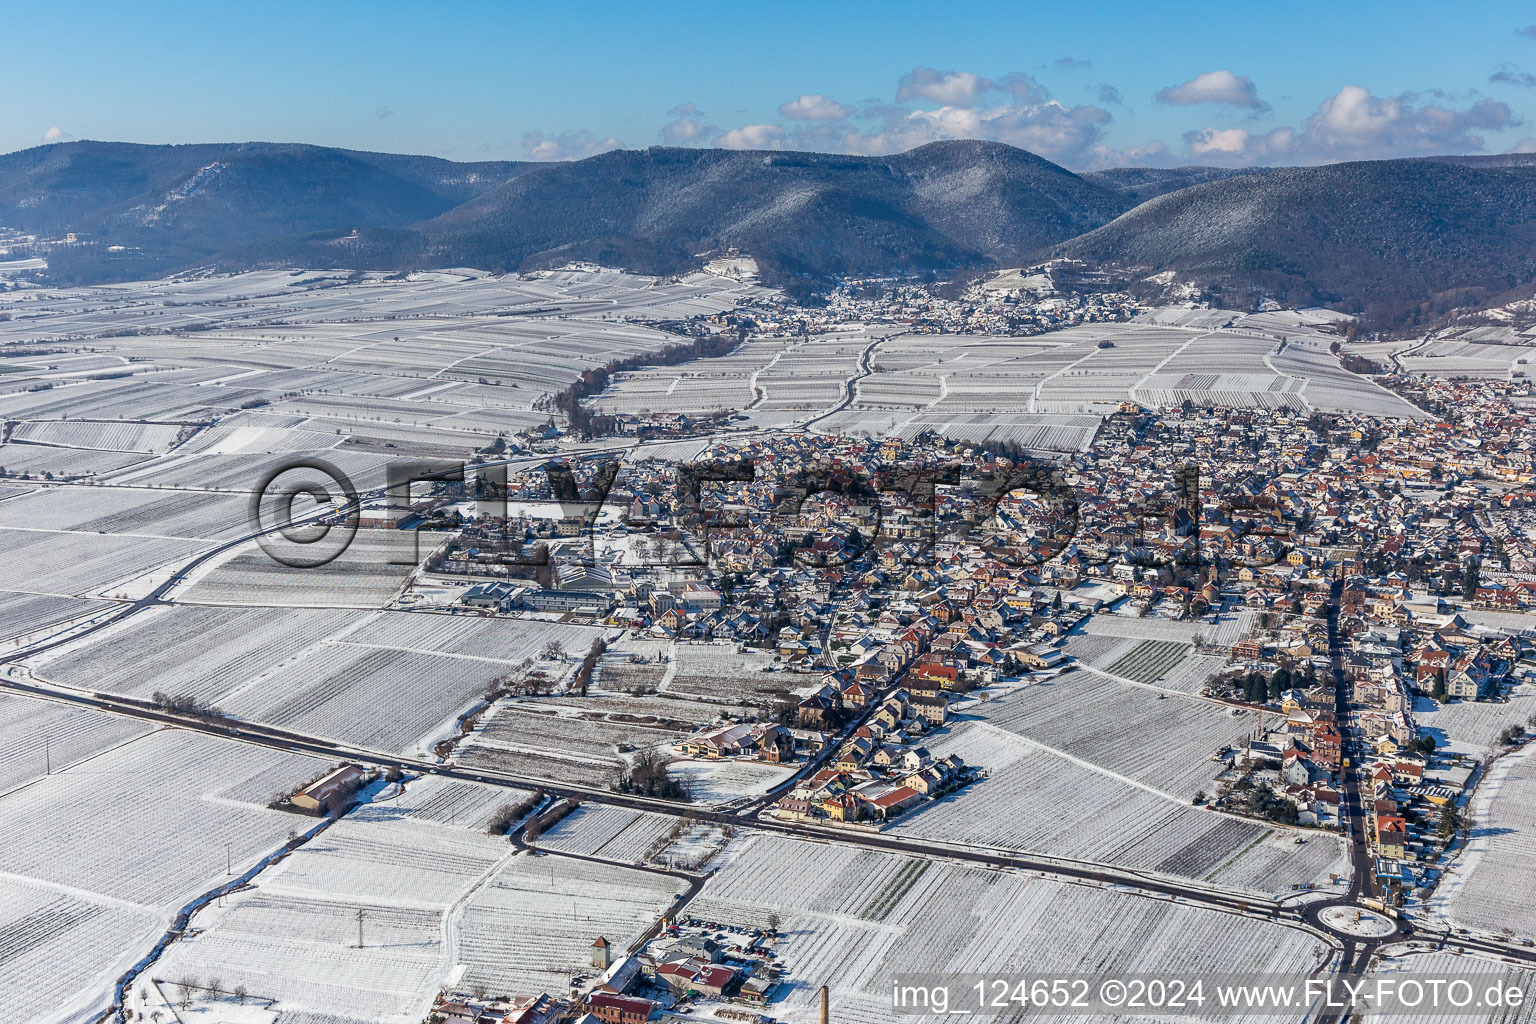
[9,0,1536,168]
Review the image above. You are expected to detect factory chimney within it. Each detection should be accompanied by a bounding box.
[820,984,829,1024]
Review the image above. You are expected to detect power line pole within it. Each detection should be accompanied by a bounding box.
[44,740,50,776]
[356,907,364,949]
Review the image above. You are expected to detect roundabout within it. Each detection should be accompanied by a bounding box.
[1306,901,1404,941]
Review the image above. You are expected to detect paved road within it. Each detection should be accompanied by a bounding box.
[0,670,1297,923]
[797,332,886,431]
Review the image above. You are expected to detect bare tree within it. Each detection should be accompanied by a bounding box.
[234,984,248,1004]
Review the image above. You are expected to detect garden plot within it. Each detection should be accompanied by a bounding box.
[0,525,207,598]
[1411,682,1536,758]
[455,852,680,996]
[456,684,742,789]
[888,722,1346,895]
[664,642,793,704]
[149,811,511,1024]
[657,820,729,870]
[592,637,670,692]
[1156,652,1231,695]
[527,689,750,727]
[1061,632,1141,669]
[1082,613,1205,643]
[1064,631,1227,696]
[1427,744,1536,938]
[32,605,363,704]
[667,759,796,804]
[535,803,678,861]
[1104,639,1192,684]
[8,419,184,453]
[976,671,1247,797]
[689,833,1331,1024]
[467,704,684,762]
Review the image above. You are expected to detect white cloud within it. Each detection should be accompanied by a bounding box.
[1512,137,1536,153]
[715,124,788,150]
[838,98,1111,165]
[660,116,716,144]
[41,126,73,144]
[778,93,854,121]
[896,67,994,107]
[1180,85,1518,164]
[1156,70,1267,110]
[1186,127,1254,157]
[1302,85,1512,157]
[520,129,623,161]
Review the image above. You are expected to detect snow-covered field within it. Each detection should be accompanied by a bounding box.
[690,833,1332,1024]
[1425,743,1536,938]
[0,723,332,1024]
[146,783,514,1023]
[663,641,792,704]
[974,670,1248,798]
[889,716,1346,895]
[32,606,607,757]
[454,851,679,998]
[535,803,678,861]
[587,315,1423,450]
[1411,681,1536,758]
[668,758,796,804]
[1365,951,1536,1024]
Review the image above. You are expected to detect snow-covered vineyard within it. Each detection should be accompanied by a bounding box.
[689,834,1333,1024]
[588,308,1425,450]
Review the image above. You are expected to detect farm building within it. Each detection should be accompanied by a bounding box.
[289,764,367,813]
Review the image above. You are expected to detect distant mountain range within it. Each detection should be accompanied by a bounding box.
[1055,157,1536,329]
[0,142,532,280]
[7,138,1536,329]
